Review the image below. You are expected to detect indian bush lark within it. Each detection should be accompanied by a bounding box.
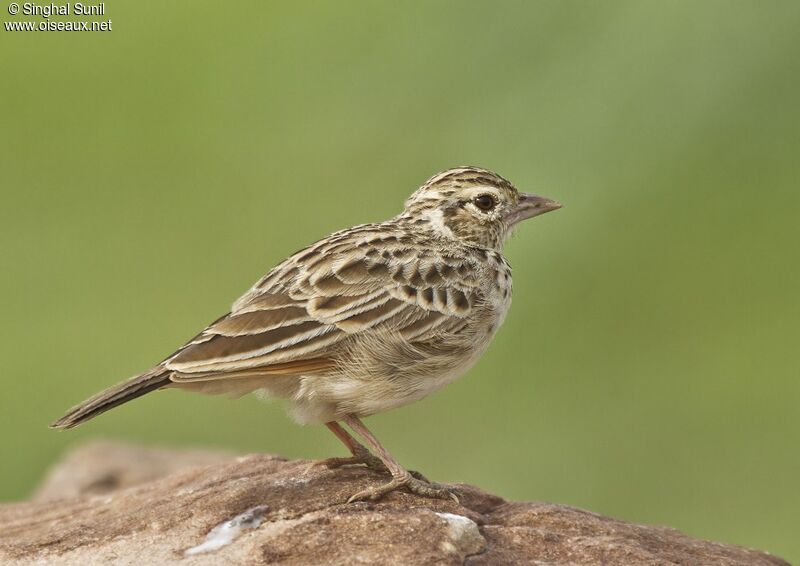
[52,166,561,502]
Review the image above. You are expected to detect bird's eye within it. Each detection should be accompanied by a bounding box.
[473,194,496,211]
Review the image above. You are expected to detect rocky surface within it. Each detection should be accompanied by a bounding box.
[33,441,235,502]
[0,442,789,565]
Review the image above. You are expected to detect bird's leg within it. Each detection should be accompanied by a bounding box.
[317,421,389,474]
[342,415,458,503]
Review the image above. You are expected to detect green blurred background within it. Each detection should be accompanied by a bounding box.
[2,0,799,561]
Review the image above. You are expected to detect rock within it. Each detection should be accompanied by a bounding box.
[0,442,788,565]
[33,440,235,502]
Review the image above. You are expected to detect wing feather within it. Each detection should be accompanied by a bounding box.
[209,306,311,336]
[164,225,487,380]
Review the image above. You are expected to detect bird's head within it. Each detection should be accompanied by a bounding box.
[400,166,561,250]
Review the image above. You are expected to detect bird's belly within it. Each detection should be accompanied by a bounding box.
[285,317,500,424]
[294,354,480,423]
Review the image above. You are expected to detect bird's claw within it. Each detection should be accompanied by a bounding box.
[347,472,459,504]
[316,446,389,475]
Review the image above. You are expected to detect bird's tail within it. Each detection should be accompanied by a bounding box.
[50,367,171,429]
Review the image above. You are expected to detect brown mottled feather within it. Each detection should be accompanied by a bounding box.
[165,231,489,377]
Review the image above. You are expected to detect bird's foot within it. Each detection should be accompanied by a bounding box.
[316,447,428,481]
[317,445,389,474]
[347,471,459,504]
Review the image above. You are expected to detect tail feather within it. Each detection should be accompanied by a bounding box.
[50,368,171,429]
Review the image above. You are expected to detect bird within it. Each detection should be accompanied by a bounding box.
[51,166,561,503]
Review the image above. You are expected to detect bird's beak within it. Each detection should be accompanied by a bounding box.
[505,193,562,226]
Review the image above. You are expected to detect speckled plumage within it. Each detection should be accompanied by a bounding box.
[52,166,561,502]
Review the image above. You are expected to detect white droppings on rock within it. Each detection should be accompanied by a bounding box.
[184,505,269,556]
[435,512,486,556]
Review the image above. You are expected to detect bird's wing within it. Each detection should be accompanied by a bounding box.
[165,226,485,381]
